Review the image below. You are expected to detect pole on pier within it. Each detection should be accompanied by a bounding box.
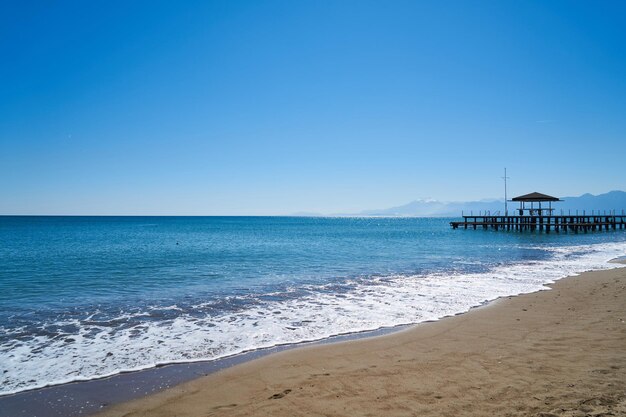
[501,168,510,216]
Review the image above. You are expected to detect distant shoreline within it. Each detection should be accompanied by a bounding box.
[1,189,624,218]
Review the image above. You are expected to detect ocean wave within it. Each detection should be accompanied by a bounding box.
[1,241,624,396]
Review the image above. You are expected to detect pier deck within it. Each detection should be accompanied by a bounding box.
[450,214,626,233]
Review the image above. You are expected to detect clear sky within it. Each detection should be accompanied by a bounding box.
[1,1,625,215]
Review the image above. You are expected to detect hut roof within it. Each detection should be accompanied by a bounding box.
[511,192,561,202]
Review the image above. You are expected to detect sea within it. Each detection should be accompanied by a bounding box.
[1,216,625,396]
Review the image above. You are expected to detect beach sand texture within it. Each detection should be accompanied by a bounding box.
[97,265,626,417]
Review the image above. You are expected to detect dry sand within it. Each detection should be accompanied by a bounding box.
[97,265,626,417]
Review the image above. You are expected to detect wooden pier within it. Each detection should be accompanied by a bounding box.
[450,213,626,233]
[450,192,626,233]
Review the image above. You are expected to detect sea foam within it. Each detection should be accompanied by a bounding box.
[1,241,624,396]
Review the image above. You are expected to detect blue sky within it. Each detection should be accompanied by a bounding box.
[1,1,625,215]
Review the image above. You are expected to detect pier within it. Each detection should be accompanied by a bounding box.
[450,192,626,233]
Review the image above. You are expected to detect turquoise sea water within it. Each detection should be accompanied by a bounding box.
[1,216,625,395]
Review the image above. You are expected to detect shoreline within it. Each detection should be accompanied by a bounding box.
[2,261,625,417]
[94,262,626,417]
[0,324,412,417]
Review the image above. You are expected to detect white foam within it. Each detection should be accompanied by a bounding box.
[1,241,624,395]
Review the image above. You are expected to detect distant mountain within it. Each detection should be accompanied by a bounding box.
[358,199,504,217]
[559,191,626,214]
[353,190,626,217]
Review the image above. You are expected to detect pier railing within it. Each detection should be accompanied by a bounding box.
[450,211,626,233]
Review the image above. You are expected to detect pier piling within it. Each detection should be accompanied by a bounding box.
[450,214,626,233]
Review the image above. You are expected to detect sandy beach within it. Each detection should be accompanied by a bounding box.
[94,263,626,417]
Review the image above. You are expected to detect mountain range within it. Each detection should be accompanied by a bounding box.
[293,191,626,217]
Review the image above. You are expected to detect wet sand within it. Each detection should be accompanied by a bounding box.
[96,263,626,417]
